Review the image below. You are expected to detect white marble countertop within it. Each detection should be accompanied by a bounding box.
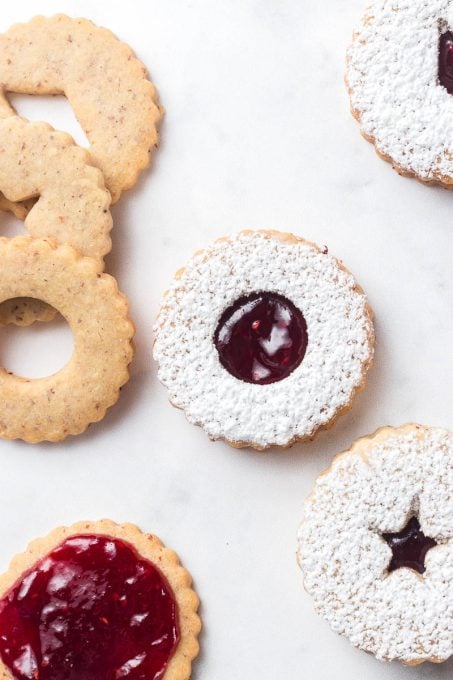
[1,1,453,678]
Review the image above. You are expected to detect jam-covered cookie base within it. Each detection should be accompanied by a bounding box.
[214,292,308,384]
[0,535,179,680]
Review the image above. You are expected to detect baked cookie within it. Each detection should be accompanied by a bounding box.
[0,237,134,443]
[347,1,453,186]
[0,194,34,220]
[0,297,56,327]
[0,195,44,325]
[297,424,453,665]
[154,230,374,450]
[0,519,201,680]
[0,14,163,203]
[0,116,113,326]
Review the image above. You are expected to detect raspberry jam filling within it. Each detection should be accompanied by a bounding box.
[382,517,437,575]
[439,31,453,94]
[0,535,179,680]
[214,291,308,384]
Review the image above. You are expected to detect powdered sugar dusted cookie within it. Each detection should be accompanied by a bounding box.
[347,1,453,186]
[0,520,200,679]
[0,237,134,443]
[154,230,374,450]
[297,424,453,665]
[0,116,112,327]
[0,14,163,202]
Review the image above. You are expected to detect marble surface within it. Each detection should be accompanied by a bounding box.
[0,1,453,678]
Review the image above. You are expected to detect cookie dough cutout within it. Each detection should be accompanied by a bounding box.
[0,14,163,203]
[0,116,112,327]
[0,237,134,443]
[154,230,374,450]
[298,424,453,665]
[0,520,201,680]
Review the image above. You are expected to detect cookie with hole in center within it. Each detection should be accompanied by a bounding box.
[154,230,374,450]
[297,424,453,665]
[0,519,201,680]
[347,0,453,187]
[0,236,134,443]
[0,14,163,203]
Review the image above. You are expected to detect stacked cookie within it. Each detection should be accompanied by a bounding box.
[154,230,375,449]
[0,15,163,442]
[0,6,451,678]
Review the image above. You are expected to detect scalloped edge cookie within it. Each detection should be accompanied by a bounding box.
[0,14,163,203]
[0,236,134,442]
[0,520,201,680]
[0,196,49,326]
[154,230,375,450]
[298,424,453,665]
[346,2,453,189]
[0,116,113,327]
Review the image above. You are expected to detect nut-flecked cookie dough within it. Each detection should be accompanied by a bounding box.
[0,194,40,326]
[0,14,163,203]
[298,424,453,665]
[0,236,134,443]
[0,193,34,220]
[0,116,113,326]
[0,520,201,680]
[154,230,374,450]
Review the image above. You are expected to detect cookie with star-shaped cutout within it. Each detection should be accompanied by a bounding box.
[297,424,453,665]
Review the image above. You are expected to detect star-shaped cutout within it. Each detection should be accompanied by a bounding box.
[382,516,437,575]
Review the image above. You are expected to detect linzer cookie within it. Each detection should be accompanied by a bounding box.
[154,230,374,450]
[0,520,201,679]
[297,424,453,665]
[347,1,453,186]
[0,237,134,443]
[0,116,112,326]
[0,14,163,202]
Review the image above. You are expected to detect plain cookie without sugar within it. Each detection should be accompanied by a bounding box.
[0,237,134,443]
[0,116,113,326]
[0,14,163,202]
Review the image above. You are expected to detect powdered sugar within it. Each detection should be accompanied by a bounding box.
[153,231,374,449]
[297,425,453,663]
[347,0,453,182]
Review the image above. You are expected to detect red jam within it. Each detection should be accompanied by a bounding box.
[214,292,308,384]
[439,31,453,94]
[382,517,437,575]
[0,535,179,680]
